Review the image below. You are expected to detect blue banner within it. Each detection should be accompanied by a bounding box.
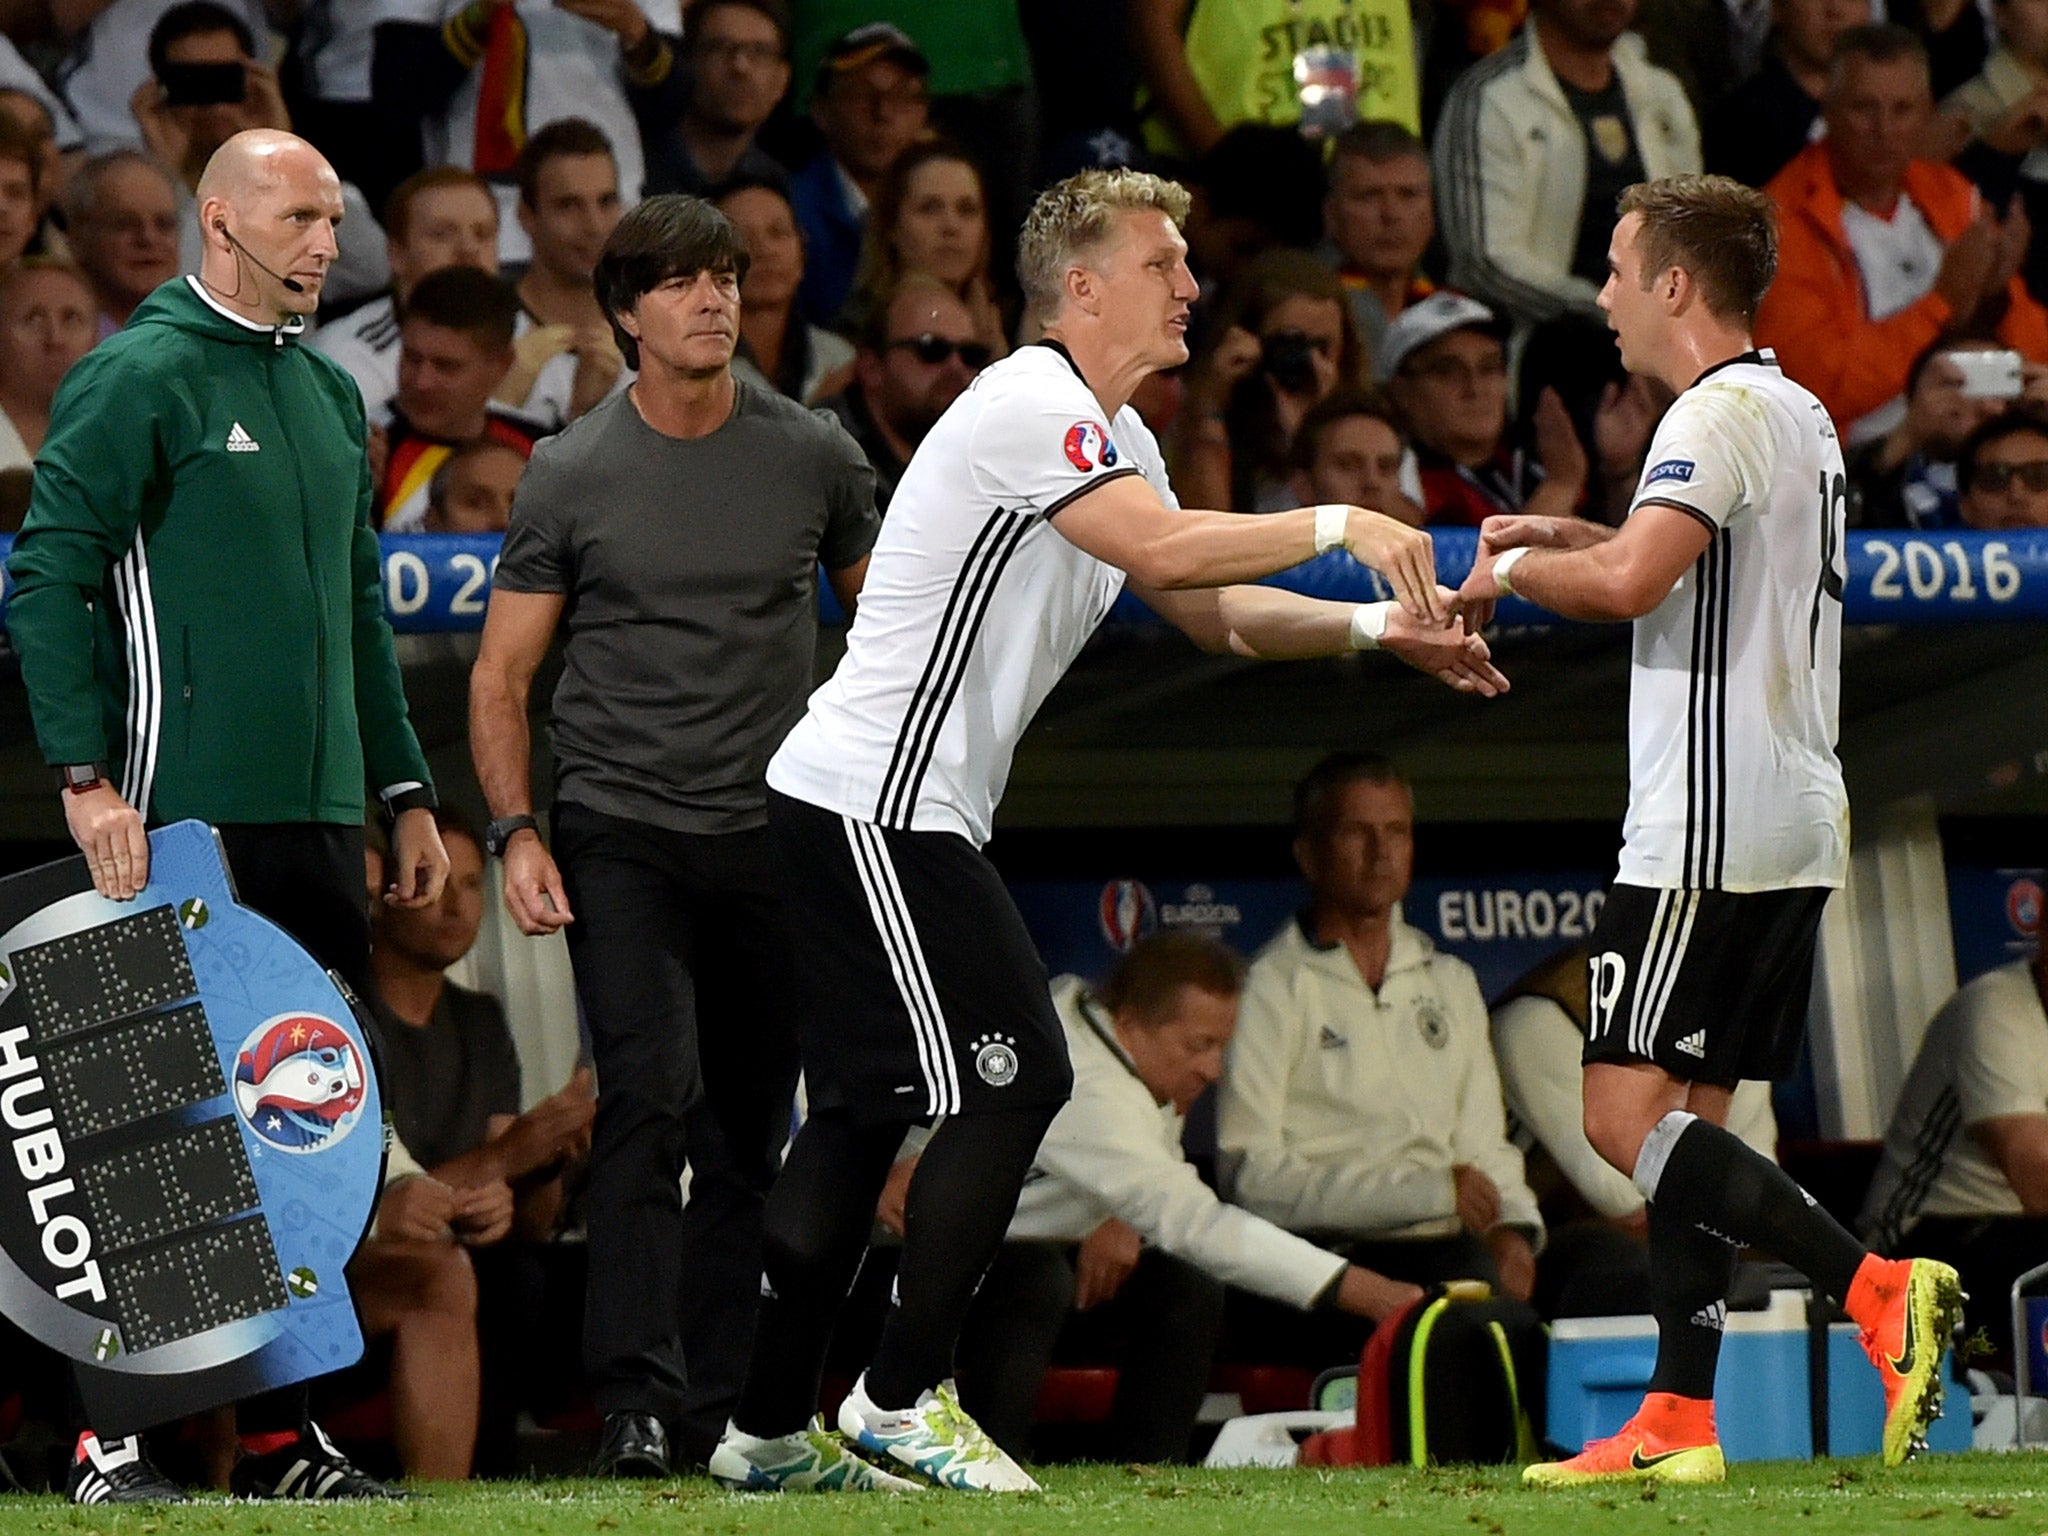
[5,529,2048,635]
[1012,871,1612,1003]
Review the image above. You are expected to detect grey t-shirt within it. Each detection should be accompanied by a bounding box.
[493,380,880,833]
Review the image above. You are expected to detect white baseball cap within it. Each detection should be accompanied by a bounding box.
[1374,291,1506,384]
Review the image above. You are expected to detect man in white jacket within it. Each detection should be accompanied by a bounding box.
[1218,754,1544,1309]
[954,933,1422,1463]
[1434,0,1700,329]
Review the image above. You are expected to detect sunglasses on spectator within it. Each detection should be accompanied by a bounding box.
[1970,459,2048,492]
[888,334,992,368]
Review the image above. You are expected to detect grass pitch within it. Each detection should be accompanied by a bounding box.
[6,1456,2046,1536]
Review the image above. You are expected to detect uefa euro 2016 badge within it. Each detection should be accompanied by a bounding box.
[972,1034,1020,1088]
[0,820,383,1436]
[1063,420,1118,473]
[233,1015,368,1153]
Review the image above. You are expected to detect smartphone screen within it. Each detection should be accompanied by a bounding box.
[159,62,246,108]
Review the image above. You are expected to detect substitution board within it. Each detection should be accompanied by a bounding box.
[0,820,383,1433]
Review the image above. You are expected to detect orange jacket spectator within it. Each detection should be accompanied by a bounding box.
[1757,140,2048,433]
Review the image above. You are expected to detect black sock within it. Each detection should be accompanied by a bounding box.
[1646,1196,1738,1400]
[1646,1117,1867,1308]
[732,1109,903,1438]
[865,1103,1060,1411]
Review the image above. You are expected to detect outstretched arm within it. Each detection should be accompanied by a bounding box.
[1052,471,1444,620]
[1459,502,1711,622]
[1137,582,1509,695]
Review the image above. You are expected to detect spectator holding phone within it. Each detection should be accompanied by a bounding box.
[133,2,390,307]
[1848,335,2048,526]
[1758,25,2048,445]
[1173,247,1366,512]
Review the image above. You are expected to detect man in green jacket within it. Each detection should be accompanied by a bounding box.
[5,128,449,1503]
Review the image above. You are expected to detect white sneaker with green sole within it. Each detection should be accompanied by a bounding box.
[708,1418,925,1492]
[836,1374,1039,1492]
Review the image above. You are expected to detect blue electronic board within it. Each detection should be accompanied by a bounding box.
[0,820,382,1434]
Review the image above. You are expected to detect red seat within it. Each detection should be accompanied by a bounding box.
[1034,1367,1118,1424]
[1211,1364,1315,1414]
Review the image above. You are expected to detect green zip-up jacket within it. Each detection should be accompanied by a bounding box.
[5,276,431,824]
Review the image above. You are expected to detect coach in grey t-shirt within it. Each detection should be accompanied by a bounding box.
[471,195,877,1477]
[494,378,876,829]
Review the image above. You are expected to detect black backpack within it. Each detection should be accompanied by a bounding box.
[1302,1281,1547,1466]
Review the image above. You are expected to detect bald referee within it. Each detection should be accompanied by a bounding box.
[708,168,1506,1494]
[7,129,442,1502]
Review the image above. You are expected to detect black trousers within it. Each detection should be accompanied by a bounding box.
[956,1243,1225,1465]
[1898,1214,2048,1371]
[551,802,799,1463]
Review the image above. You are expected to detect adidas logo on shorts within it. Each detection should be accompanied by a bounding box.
[1674,1030,1707,1058]
[1691,1300,1728,1331]
[225,421,260,453]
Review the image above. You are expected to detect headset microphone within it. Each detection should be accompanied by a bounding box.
[216,222,305,295]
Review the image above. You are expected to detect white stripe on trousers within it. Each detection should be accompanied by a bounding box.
[1639,891,1701,1058]
[842,817,961,1116]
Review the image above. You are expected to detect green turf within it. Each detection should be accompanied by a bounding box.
[7,1456,2047,1536]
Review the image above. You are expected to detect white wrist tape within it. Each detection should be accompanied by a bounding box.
[1348,601,1391,651]
[1493,545,1533,595]
[1313,503,1351,555]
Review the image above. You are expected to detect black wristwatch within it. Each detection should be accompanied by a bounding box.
[484,814,540,858]
[54,762,107,795]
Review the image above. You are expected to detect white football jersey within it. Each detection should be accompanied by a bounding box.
[1618,349,1850,892]
[769,343,1172,846]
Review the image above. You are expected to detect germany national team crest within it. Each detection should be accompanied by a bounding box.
[1415,1000,1450,1050]
[234,1014,367,1152]
[972,1033,1020,1088]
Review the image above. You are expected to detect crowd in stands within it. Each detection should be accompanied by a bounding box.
[0,0,2042,1488]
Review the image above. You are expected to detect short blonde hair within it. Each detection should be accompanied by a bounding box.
[1015,168,1191,323]
[1619,175,1777,325]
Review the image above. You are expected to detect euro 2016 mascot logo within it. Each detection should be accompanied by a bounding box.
[233,1015,367,1153]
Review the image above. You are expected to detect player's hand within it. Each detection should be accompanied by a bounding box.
[377,1175,458,1242]
[876,1156,918,1237]
[1342,507,1441,622]
[1381,602,1509,696]
[1452,1164,1502,1233]
[501,827,574,934]
[1334,1264,1426,1322]
[62,782,149,900]
[1073,1216,1142,1310]
[385,806,449,908]
[1486,1227,1537,1303]
[452,1178,515,1247]
[1478,512,1607,556]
